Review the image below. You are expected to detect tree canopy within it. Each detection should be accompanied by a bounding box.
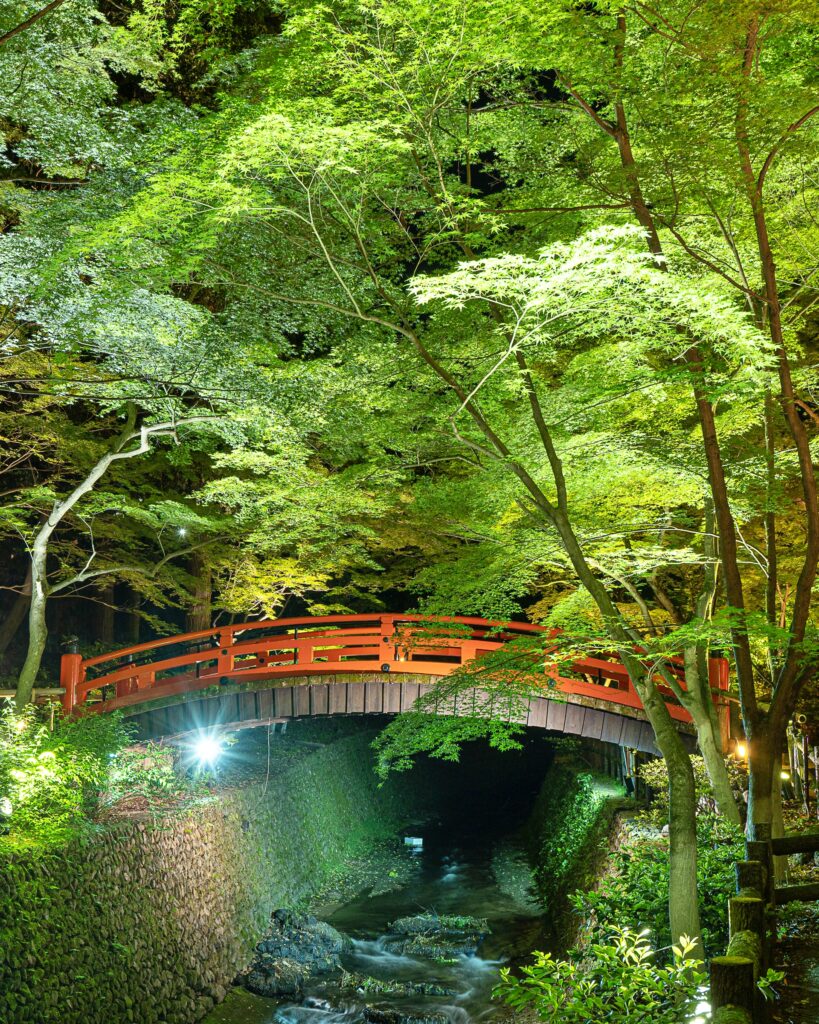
[3,0,819,947]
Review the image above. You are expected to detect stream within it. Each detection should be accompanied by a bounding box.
[206,815,548,1024]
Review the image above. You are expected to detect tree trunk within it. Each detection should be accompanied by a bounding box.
[692,704,742,826]
[681,647,742,825]
[771,756,787,884]
[186,552,212,633]
[0,564,32,658]
[747,726,774,835]
[657,706,703,950]
[15,542,49,708]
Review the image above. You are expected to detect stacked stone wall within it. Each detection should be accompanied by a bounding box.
[0,733,410,1024]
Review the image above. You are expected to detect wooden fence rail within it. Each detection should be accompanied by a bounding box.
[711,824,819,1023]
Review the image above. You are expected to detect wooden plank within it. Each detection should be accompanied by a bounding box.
[347,683,365,713]
[240,691,257,721]
[775,880,819,905]
[219,693,240,722]
[564,703,586,737]
[600,712,625,745]
[329,684,347,714]
[580,707,605,741]
[201,696,222,726]
[273,687,294,718]
[294,685,310,717]
[527,697,548,729]
[400,683,420,711]
[545,700,567,732]
[310,684,329,715]
[383,683,401,714]
[134,710,155,741]
[258,688,273,720]
[771,833,819,856]
[619,717,643,749]
[365,682,383,713]
[168,702,188,734]
[635,722,659,755]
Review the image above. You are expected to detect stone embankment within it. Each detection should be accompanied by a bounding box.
[0,731,420,1024]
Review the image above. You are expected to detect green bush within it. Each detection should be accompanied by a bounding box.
[571,812,744,957]
[0,705,132,847]
[530,766,626,904]
[495,926,706,1023]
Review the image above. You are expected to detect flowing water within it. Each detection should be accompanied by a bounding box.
[207,818,548,1024]
[207,734,554,1024]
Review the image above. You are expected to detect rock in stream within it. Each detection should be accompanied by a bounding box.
[240,908,350,998]
[383,913,490,959]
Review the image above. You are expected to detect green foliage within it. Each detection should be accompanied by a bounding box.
[529,766,626,905]
[495,926,706,1024]
[104,742,183,803]
[372,712,527,778]
[571,812,744,958]
[0,705,132,847]
[758,968,787,1002]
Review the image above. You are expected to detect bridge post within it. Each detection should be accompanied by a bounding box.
[59,653,83,715]
[379,615,396,669]
[216,631,233,679]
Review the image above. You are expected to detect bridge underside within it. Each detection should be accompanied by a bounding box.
[125,673,696,755]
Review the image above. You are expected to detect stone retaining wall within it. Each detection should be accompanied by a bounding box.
[0,733,412,1024]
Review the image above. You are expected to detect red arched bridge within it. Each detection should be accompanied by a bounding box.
[60,614,730,754]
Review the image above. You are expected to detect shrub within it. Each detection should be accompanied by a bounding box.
[571,812,744,957]
[0,704,132,847]
[495,926,706,1023]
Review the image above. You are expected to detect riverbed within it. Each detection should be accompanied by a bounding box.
[206,799,548,1023]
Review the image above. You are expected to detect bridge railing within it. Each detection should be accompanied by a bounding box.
[59,613,730,724]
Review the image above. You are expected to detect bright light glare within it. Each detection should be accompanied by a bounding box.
[194,735,222,765]
[178,527,187,537]
[736,742,747,758]
[781,770,791,781]
[0,796,12,816]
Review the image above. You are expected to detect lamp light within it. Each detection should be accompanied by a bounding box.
[194,734,222,766]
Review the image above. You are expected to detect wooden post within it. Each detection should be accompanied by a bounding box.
[217,630,233,679]
[710,955,756,1015]
[59,652,82,715]
[729,896,764,938]
[735,860,766,897]
[379,615,396,670]
[747,824,773,905]
[814,745,819,820]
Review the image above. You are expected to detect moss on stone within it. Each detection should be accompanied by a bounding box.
[0,733,417,1024]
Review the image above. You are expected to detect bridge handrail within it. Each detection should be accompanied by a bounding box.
[59,613,730,729]
[77,613,544,670]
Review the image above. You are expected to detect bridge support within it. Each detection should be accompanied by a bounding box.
[60,653,82,715]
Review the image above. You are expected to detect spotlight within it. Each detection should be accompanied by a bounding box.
[781,770,791,781]
[736,742,747,759]
[178,527,187,538]
[194,734,222,766]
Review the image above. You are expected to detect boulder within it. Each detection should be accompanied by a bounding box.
[239,908,350,998]
[363,1009,450,1024]
[384,913,489,959]
[243,959,305,998]
[339,971,455,997]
